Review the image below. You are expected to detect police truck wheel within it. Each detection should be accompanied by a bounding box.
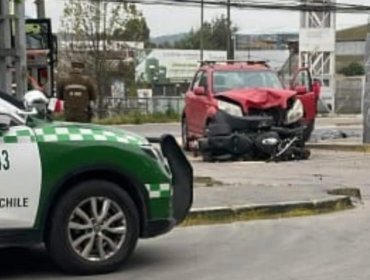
[46,180,139,275]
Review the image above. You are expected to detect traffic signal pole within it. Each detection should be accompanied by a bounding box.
[226,0,233,60]
[36,0,46,18]
[200,0,204,62]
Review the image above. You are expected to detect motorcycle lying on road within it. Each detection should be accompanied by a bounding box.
[197,108,311,162]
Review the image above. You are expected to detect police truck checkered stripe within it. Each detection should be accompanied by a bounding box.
[145,183,171,199]
[34,127,147,145]
[0,127,36,144]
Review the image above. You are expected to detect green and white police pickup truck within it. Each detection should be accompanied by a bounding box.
[0,91,193,275]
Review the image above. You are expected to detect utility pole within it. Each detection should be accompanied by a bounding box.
[200,0,204,62]
[14,1,27,98]
[0,0,12,94]
[0,0,26,97]
[35,0,46,18]
[226,0,233,61]
[363,16,370,143]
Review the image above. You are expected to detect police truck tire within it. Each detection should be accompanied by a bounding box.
[46,180,139,275]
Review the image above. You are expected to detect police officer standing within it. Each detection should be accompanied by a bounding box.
[57,61,97,123]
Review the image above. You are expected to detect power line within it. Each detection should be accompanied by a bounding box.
[53,0,370,13]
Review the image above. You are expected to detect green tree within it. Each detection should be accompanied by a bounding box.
[339,62,365,76]
[171,15,238,50]
[112,4,150,47]
[60,0,149,108]
[159,41,172,49]
[115,61,136,97]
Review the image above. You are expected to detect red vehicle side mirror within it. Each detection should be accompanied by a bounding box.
[294,85,308,94]
[194,86,207,96]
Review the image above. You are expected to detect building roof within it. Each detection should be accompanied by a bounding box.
[236,24,370,42]
[200,62,270,71]
[236,27,298,35]
[336,24,368,42]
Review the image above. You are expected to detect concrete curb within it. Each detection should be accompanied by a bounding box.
[327,188,362,200]
[307,143,370,153]
[182,195,354,227]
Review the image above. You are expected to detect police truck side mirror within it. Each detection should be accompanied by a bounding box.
[24,90,49,111]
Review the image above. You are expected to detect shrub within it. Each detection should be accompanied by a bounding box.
[94,111,180,125]
[339,62,365,76]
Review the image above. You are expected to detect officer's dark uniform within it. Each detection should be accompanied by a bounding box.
[57,63,97,123]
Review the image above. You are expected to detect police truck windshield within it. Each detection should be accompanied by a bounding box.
[0,91,25,110]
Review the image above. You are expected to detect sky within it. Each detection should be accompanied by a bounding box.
[25,0,370,37]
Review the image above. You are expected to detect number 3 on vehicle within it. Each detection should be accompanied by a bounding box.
[0,150,10,171]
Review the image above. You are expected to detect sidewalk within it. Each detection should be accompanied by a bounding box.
[315,115,362,127]
[184,149,367,225]
[308,120,370,152]
[192,183,343,209]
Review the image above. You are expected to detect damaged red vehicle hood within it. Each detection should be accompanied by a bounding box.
[216,88,297,112]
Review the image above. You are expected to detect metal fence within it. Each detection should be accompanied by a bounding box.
[100,96,185,117]
[335,76,365,114]
[99,78,366,118]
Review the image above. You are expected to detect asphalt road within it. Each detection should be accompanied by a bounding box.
[2,203,370,279]
[119,123,362,142]
[0,119,363,278]
[120,123,180,138]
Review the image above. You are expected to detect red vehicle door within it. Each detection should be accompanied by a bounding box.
[290,68,320,124]
[185,71,202,134]
[185,70,210,137]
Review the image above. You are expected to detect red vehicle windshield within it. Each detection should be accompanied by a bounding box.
[213,70,284,93]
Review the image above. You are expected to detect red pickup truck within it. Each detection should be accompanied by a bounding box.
[182,61,320,161]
